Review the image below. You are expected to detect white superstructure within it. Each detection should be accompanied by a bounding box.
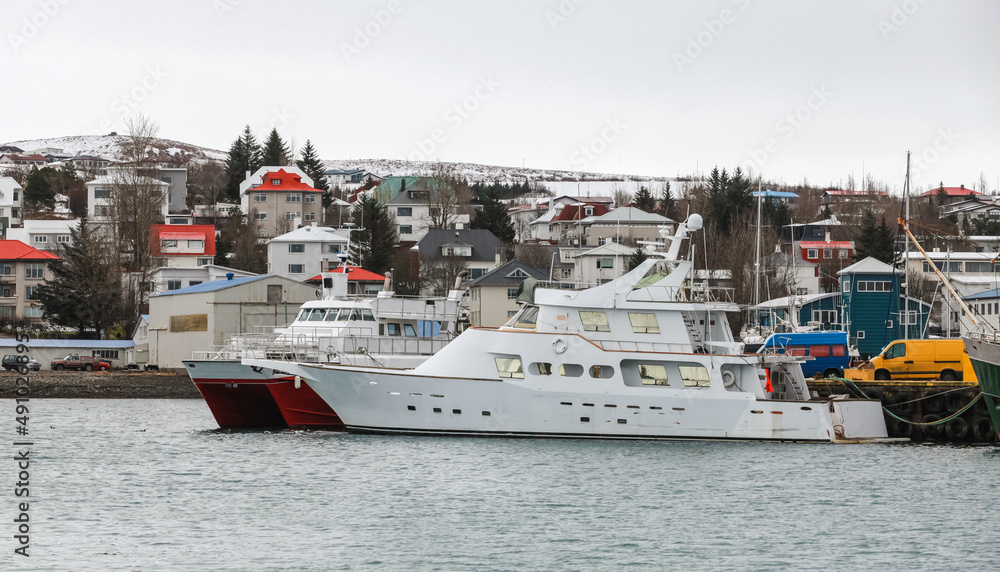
[248,216,889,442]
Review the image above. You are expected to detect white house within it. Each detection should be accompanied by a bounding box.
[0,176,24,234]
[5,219,78,251]
[149,264,257,295]
[574,241,634,286]
[267,224,350,279]
[86,174,169,220]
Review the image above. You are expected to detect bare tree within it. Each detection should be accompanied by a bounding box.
[977,171,991,194]
[419,254,468,297]
[514,243,555,269]
[423,163,473,230]
[611,183,631,208]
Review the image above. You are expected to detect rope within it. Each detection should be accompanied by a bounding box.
[826,376,983,426]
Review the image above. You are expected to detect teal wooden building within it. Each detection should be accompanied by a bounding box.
[756,257,931,358]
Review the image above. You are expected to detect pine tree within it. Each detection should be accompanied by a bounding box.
[656,181,676,220]
[23,166,56,210]
[471,191,516,244]
[633,185,656,212]
[855,210,896,263]
[218,207,267,273]
[349,193,397,274]
[262,128,291,166]
[627,246,649,271]
[224,125,262,202]
[34,219,125,337]
[296,140,329,192]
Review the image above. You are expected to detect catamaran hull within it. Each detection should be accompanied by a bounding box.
[184,360,341,430]
[962,338,1000,441]
[252,361,886,443]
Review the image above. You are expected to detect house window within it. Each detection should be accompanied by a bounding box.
[399,225,412,235]
[161,240,178,249]
[628,312,660,334]
[25,286,38,300]
[25,264,44,279]
[580,311,610,332]
[305,194,316,203]
[807,249,818,259]
[398,207,412,217]
[271,179,281,185]
[289,244,306,253]
[584,206,593,216]
[167,280,182,291]
[93,350,120,360]
[286,193,301,203]
[95,205,110,217]
[288,264,305,274]
[304,212,316,221]
[507,288,518,300]
[328,244,341,253]
[187,240,204,249]
[286,211,300,220]
[253,212,267,220]
[0,307,10,318]
[93,188,110,199]
[597,258,614,269]
[25,307,43,318]
[253,193,267,202]
[169,218,187,225]
[839,249,848,259]
[812,310,837,324]
[57,235,71,243]
[823,249,832,259]
[468,268,485,279]
[189,281,202,287]
[842,280,850,292]
[197,258,212,266]
[857,281,892,292]
[33,236,47,244]
[560,268,572,280]
[900,310,918,325]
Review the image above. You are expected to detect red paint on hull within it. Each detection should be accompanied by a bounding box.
[193,379,288,429]
[268,380,345,430]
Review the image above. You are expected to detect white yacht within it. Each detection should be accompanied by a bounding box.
[247,216,888,442]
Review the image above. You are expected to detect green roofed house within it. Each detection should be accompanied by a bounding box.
[371,177,471,244]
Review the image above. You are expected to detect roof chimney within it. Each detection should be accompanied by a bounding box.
[226,272,234,281]
[825,229,831,243]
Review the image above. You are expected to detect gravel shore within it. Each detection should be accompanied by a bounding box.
[0,370,200,398]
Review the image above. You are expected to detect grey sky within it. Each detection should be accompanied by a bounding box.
[3,0,998,192]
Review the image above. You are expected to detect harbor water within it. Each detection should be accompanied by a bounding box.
[2,399,997,571]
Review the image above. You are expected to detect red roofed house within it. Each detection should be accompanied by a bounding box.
[0,239,59,323]
[150,224,216,268]
[306,266,386,296]
[920,184,986,206]
[549,202,611,246]
[239,167,324,239]
[799,238,854,264]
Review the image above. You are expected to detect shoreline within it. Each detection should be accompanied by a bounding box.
[0,370,201,398]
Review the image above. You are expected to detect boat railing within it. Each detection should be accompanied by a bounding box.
[190,329,458,362]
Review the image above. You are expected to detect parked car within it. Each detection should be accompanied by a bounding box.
[50,355,111,371]
[2,355,41,372]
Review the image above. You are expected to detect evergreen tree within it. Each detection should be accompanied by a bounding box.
[218,207,266,273]
[855,210,896,264]
[23,166,56,210]
[627,246,649,272]
[633,185,656,212]
[296,140,329,192]
[224,125,262,202]
[656,181,676,220]
[706,166,731,233]
[349,193,397,274]
[261,128,291,166]
[34,219,125,337]
[471,191,516,244]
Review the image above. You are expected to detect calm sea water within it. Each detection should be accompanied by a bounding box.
[1,398,997,571]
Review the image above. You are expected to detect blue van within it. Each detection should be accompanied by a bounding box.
[759,331,850,378]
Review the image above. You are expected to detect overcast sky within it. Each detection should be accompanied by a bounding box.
[3,0,998,192]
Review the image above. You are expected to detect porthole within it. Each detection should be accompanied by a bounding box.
[433,407,442,413]
[617,419,627,424]
[453,409,461,414]
[580,416,590,422]
[482,411,491,416]
[407,405,416,411]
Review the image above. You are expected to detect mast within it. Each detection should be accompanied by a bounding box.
[753,179,762,328]
[904,151,911,338]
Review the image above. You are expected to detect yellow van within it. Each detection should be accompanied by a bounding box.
[868,339,977,381]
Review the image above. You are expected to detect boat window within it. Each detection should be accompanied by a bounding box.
[513,306,539,329]
[787,346,808,357]
[387,323,401,336]
[361,309,376,321]
[680,365,710,387]
[831,345,846,357]
[580,311,610,332]
[325,309,349,322]
[530,362,553,376]
[559,364,583,377]
[404,324,416,337]
[589,365,614,379]
[495,357,524,379]
[348,309,361,321]
[810,345,830,357]
[628,312,660,334]
[638,364,669,385]
[296,309,311,321]
[885,343,906,359]
[307,309,327,321]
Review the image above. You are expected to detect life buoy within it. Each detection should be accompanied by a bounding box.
[552,337,568,354]
[722,370,737,388]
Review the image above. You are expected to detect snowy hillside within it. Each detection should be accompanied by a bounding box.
[3,134,227,163]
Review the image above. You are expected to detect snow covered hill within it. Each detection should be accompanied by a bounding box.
[3,134,227,163]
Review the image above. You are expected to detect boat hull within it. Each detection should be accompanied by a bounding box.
[258,361,885,443]
[962,337,1000,441]
[184,360,340,430]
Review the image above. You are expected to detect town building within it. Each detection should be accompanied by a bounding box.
[584,206,674,248]
[239,167,324,238]
[413,229,504,295]
[0,240,60,323]
[267,224,350,279]
[0,176,24,234]
[150,224,216,269]
[149,264,256,295]
[372,177,471,244]
[467,260,548,327]
[5,219,78,251]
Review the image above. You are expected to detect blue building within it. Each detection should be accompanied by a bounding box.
[838,257,930,357]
